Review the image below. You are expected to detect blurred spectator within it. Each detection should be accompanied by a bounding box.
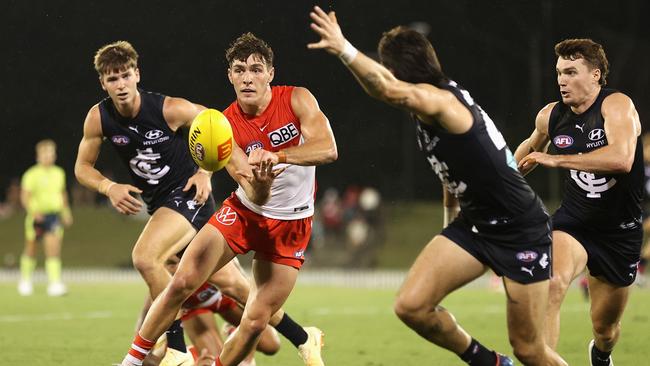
[314,186,385,268]
[0,177,21,218]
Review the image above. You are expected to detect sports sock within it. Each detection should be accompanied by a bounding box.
[20,255,36,282]
[165,319,186,352]
[124,333,156,366]
[45,257,62,283]
[591,343,612,366]
[274,313,308,348]
[459,338,497,366]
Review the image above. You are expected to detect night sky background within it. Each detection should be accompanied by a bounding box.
[2,0,648,203]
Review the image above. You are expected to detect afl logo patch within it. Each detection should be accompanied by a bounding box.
[245,141,264,154]
[145,129,165,140]
[553,135,573,148]
[194,143,205,161]
[111,135,130,146]
[516,251,538,262]
[588,129,605,141]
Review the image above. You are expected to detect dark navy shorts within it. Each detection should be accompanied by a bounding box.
[33,213,62,238]
[552,210,642,287]
[441,216,552,284]
[159,186,217,230]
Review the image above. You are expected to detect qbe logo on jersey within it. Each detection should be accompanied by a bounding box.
[268,122,299,147]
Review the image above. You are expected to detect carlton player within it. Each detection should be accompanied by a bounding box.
[308,6,567,366]
[516,39,643,366]
[124,33,337,366]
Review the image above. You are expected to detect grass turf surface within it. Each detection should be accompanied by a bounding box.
[1,283,648,365]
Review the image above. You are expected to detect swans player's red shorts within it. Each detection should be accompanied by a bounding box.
[207,194,312,269]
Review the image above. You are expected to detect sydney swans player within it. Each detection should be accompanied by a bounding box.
[124,33,336,366]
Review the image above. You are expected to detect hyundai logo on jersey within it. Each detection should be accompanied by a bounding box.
[553,135,574,148]
[588,129,605,141]
[145,129,165,140]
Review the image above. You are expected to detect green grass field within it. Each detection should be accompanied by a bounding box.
[1,283,648,365]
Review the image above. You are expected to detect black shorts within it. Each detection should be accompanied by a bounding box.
[441,216,552,284]
[552,210,642,286]
[159,186,217,230]
[33,213,61,238]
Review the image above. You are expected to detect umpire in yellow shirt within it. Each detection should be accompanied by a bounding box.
[19,139,72,296]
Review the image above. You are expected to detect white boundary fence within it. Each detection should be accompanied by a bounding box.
[0,269,497,289]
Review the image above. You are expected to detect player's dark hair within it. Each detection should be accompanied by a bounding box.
[226,32,274,68]
[94,41,139,76]
[555,38,609,86]
[378,26,447,86]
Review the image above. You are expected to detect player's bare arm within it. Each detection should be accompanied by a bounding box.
[226,142,279,206]
[307,6,472,134]
[74,105,143,215]
[515,102,554,175]
[163,97,212,204]
[520,93,639,174]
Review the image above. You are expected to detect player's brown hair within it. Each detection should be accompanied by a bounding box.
[555,38,609,86]
[93,40,139,76]
[226,32,274,68]
[378,26,447,86]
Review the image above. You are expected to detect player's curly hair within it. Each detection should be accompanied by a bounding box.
[378,26,447,86]
[93,40,139,76]
[555,38,609,86]
[226,32,274,68]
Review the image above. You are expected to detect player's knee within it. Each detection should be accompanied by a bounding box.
[168,272,201,299]
[394,295,433,326]
[510,337,544,365]
[240,315,270,338]
[593,320,620,343]
[548,274,571,301]
[131,248,159,276]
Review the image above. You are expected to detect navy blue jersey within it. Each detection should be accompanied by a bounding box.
[99,90,197,213]
[548,88,644,229]
[416,80,549,246]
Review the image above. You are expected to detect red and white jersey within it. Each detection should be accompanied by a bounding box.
[224,86,315,220]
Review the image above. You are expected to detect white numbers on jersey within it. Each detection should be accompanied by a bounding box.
[570,169,617,198]
[129,148,171,185]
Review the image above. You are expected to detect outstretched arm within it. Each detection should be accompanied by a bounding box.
[307,6,445,118]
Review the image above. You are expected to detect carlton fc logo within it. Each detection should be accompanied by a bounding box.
[553,135,573,148]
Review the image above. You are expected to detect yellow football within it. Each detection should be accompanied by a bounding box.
[188,109,233,171]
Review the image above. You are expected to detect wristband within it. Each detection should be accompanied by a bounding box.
[276,150,287,164]
[98,178,116,195]
[339,40,359,65]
